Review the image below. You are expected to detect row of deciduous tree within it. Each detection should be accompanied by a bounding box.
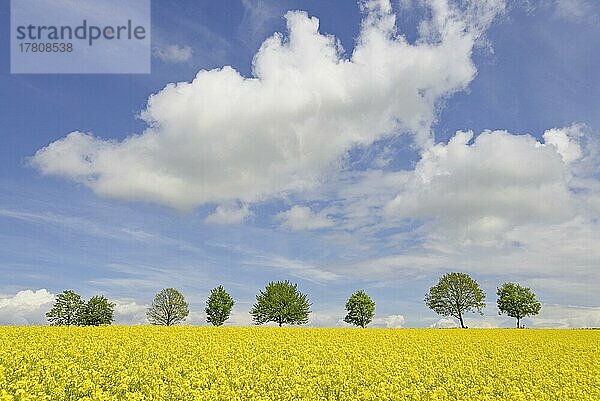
[46,273,541,328]
[425,272,541,328]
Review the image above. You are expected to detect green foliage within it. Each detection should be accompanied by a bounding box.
[497,282,541,328]
[46,290,116,326]
[147,288,189,326]
[344,290,375,328]
[46,290,85,326]
[425,272,486,328]
[82,295,115,326]
[250,280,311,326]
[205,285,235,326]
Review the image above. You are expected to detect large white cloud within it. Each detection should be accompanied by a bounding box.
[385,127,585,244]
[318,125,600,304]
[31,0,504,210]
[0,289,54,325]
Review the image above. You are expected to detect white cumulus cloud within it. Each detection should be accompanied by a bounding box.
[31,0,504,210]
[385,128,583,244]
[112,299,148,325]
[205,203,252,225]
[0,289,54,325]
[372,314,405,328]
[543,124,584,164]
[430,318,457,328]
[530,304,600,328]
[319,124,600,305]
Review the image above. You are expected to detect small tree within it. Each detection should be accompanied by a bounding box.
[250,280,311,326]
[147,288,189,326]
[425,272,485,328]
[344,290,375,328]
[205,285,234,326]
[82,295,115,326]
[497,282,541,328]
[46,290,85,326]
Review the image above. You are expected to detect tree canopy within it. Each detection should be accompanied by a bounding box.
[205,285,235,326]
[46,290,116,326]
[82,295,115,326]
[344,290,375,328]
[250,280,311,326]
[425,272,485,328]
[497,282,541,328]
[46,290,85,326]
[147,288,189,326]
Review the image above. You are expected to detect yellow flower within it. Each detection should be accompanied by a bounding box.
[0,327,598,400]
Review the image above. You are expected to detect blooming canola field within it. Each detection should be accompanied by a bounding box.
[0,327,598,401]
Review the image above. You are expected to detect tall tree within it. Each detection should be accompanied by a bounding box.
[205,285,235,326]
[344,290,375,328]
[82,295,115,326]
[425,272,485,328]
[147,288,189,326]
[250,280,311,326]
[46,290,85,326]
[497,282,541,328]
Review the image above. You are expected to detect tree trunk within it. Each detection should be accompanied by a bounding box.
[458,314,465,329]
[516,317,520,329]
[278,321,282,327]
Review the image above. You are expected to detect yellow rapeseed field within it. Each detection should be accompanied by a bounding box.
[0,327,598,401]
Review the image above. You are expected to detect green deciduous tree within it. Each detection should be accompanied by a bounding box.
[344,290,375,328]
[147,288,189,326]
[205,285,234,326]
[497,282,541,328]
[46,290,85,326]
[82,295,115,326]
[250,280,311,326]
[425,272,485,328]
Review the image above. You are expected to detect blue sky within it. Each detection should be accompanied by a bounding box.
[1,0,599,328]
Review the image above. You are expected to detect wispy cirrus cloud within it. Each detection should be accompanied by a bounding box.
[276,206,334,231]
[153,44,193,63]
[553,0,599,24]
[0,207,206,254]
